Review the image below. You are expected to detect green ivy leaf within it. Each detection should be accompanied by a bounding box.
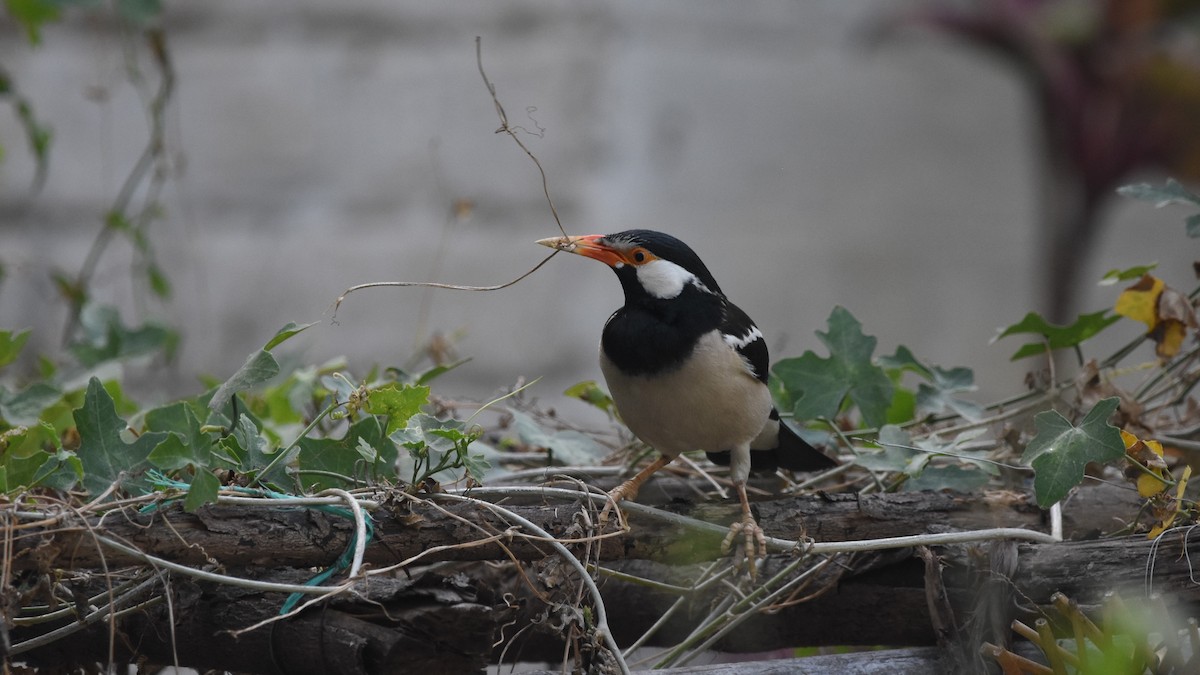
[563,380,616,417]
[772,306,893,428]
[1117,179,1200,209]
[855,425,922,474]
[994,311,1121,360]
[916,366,983,422]
[356,437,379,464]
[295,437,351,490]
[1188,213,1200,239]
[73,377,167,496]
[366,383,429,436]
[0,329,31,369]
[217,416,272,473]
[1022,398,1125,507]
[31,447,82,491]
[0,381,61,426]
[69,304,178,367]
[507,410,602,466]
[461,450,492,481]
[296,416,389,490]
[880,346,982,422]
[183,468,220,512]
[2,445,51,491]
[209,323,314,412]
[413,357,471,386]
[877,345,932,378]
[1099,263,1159,286]
[209,350,279,411]
[263,321,316,351]
[393,414,467,455]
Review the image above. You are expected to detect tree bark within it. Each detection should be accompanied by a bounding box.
[6,483,1170,673]
[8,481,1139,573]
[11,570,501,674]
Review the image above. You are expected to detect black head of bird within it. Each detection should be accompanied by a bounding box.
[538,230,836,580]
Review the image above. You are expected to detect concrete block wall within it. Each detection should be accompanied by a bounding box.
[0,0,1187,416]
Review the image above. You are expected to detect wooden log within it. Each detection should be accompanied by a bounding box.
[11,570,501,674]
[8,482,1138,573]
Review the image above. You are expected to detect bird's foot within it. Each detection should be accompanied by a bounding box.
[598,481,638,525]
[722,512,767,581]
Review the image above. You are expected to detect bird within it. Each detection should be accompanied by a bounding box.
[537,229,837,578]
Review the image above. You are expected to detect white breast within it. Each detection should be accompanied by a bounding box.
[599,331,773,459]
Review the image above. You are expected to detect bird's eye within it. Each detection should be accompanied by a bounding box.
[632,249,647,263]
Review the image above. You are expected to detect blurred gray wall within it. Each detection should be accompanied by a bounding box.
[0,1,1190,415]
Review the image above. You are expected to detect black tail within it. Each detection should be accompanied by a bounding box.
[706,412,838,473]
[772,417,838,471]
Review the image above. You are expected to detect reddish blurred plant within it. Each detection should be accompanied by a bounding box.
[899,0,1200,320]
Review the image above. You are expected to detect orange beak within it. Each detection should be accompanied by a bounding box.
[536,234,625,268]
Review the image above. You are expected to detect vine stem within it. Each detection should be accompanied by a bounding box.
[447,485,1060,552]
[434,491,631,674]
[246,399,340,489]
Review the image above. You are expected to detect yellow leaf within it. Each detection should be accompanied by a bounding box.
[1154,319,1187,359]
[1120,429,1139,449]
[1147,465,1191,539]
[1114,274,1164,329]
[1138,472,1168,497]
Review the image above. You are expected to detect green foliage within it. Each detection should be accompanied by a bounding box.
[1099,263,1158,286]
[366,383,430,436]
[878,346,982,422]
[73,377,168,496]
[1022,398,1125,508]
[773,306,893,429]
[772,308,981,433]
[208,322,314,413]
[392,413,487,487]
[564,380,617,417]
[4,0,60,44]
[1118,179,1200,238]
[993,310,1121,360]
[0,316,499,508]
[855,425,993,493]
[507,409,602,466]
[0,329,30,369]
[69,303,178,367]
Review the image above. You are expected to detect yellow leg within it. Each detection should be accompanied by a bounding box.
[599,455,673,523]
[721,481,767,581]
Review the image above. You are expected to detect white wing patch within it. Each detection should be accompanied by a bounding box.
[723,325,764,350]
[636,259,703,299]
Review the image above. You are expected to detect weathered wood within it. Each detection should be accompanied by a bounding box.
[520,644,1048,674]
[7,483,1174,673]
[12,570,501,674]
[9,482,1138,573]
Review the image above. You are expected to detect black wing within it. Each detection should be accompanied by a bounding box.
[721,300,769,383]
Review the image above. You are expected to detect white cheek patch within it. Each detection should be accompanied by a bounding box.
[635,259,697,299]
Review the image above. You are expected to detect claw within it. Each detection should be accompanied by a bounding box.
[723,480,767,581]
[598,482,634,525]
[597,455,673,525]
[722,514,767,581]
